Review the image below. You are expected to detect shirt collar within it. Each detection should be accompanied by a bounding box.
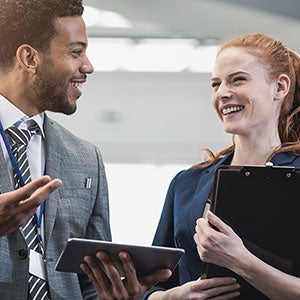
[0,94,45,138]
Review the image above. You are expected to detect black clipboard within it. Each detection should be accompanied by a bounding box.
[201,164,300,299]
[55,238,185,278]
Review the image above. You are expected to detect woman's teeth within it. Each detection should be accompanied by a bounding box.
[222,106,243,115]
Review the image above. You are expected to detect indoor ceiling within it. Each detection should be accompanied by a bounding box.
[84,0,300,52]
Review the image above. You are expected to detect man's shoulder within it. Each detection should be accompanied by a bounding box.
[44,116,99,153]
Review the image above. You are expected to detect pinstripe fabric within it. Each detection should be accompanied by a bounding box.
[6,123,50,300]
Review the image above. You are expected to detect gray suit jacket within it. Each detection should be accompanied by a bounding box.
[0,115,112,299]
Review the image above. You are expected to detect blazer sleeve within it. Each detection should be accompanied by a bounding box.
[142,171,184,299]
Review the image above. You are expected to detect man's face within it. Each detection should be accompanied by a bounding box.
[32,16,94,115]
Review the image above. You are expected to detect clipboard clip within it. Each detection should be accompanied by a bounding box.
[241,163,296,180]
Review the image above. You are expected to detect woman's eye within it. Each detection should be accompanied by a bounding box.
[233,76,245,83]
[211,82,220,88]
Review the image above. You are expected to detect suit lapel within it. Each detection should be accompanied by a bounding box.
[43,116,62,248]
[0,130,27,242]
[0,145,14,193]
[188,153,233,237]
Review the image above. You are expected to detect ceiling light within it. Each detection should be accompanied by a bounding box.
[87,38,133,71]
[87,38,218,73]
[188,45,218,73]
[83,6,132,28]
[122,39,197,72]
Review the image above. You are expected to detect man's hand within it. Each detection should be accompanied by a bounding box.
[80,251,172,300]
[0,175,62,236]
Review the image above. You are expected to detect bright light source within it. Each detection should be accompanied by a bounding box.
[122,39,198,72]
[87,38,133,71]
[188,45,218,73]
[87,38,218,73]
[83,6,132,28]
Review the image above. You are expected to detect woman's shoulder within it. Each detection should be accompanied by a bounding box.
[272,152,300,167]
[170,163,212,187]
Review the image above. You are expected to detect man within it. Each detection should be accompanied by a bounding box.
[0,1,111,299]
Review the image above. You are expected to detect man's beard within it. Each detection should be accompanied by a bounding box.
[32,61,77,115]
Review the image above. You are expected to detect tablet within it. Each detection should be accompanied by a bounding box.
[55,238,185,277]
[201,164,300,298]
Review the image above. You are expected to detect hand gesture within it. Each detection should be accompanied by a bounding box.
[0,175,62,236]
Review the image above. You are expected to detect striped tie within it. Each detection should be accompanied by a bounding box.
[6,123,51,300]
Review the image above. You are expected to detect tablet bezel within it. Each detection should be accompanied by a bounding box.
[55,238,185,277]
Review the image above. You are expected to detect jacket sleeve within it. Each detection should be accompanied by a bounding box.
[142,171,184,299]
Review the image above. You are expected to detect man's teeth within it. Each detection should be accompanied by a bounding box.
[71,82,82,88]
[222,106,243,115]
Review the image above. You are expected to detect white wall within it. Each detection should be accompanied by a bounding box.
[49,71,231,244]
[49,72,230,165]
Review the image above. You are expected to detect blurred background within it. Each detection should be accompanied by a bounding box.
[49,0,300,245]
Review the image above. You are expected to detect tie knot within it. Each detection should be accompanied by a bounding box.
[6,122,40,146]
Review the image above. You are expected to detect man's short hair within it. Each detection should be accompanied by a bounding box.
[0,0,84,71]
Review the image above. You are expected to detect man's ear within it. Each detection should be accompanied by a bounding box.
[274,74,290,101]
[16,44,41,75]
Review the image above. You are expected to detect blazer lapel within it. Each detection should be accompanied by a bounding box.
[0,146,14,193]
[188,153,233,237]
[0,132,28,243]
[43,116,62,248]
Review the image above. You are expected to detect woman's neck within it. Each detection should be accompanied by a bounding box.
[231,138,281,165]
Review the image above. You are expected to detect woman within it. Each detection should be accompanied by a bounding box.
[81,33,300,299]
[193,33,300,299]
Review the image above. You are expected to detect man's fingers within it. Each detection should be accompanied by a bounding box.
[81,255,110,295]
[21,177,62,208]
[82,253,128,298]
[96,251,125,292]
[7,176,51,203]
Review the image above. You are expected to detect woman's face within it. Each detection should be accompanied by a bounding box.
[211,47,280,138]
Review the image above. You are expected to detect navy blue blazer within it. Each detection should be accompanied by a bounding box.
[143,151,300,298]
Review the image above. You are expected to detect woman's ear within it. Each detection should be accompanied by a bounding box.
[16,44,41,75]
[274,74,290,101]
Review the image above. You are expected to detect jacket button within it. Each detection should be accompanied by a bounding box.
[18,249,28,259]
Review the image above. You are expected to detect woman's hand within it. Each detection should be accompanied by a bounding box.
[80,250,172,300]
[194,211,248,270]
[149,277,240,300]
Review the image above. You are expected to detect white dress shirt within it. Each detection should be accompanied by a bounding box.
[0,94,46,239]
[0,95,45,182]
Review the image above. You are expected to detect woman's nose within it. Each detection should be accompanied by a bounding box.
[215,83,231,100]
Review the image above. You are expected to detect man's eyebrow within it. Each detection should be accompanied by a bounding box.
[68,41,87,48]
